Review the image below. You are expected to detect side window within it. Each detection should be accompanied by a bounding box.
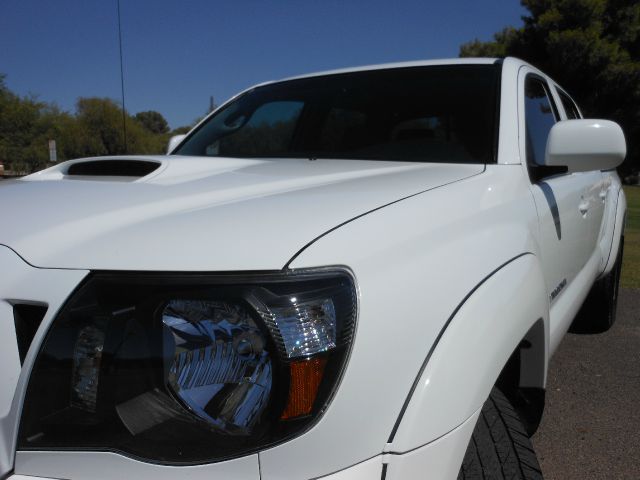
[558,90,582,119]
[524,77,558,167]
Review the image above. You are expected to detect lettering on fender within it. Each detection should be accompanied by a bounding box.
[550,278,567,302]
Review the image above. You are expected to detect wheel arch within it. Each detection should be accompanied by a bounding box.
[496,317,547,435]
[386,252,549,453]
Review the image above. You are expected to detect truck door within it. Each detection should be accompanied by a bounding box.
[553,87,607,270]
[521,73,601,308]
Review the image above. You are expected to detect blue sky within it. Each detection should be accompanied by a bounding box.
[1,1,527,129]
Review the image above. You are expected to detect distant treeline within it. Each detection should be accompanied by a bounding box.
[0,74,192,174]
[460,0,640,175]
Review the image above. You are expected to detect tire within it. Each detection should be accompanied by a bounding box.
[457,388,543,480]
[569,236,624,334]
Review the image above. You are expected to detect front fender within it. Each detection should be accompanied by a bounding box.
[388,253,549,453]
[259,166,542,480]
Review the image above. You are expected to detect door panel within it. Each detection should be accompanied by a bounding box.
[551,84,607,271]
[531,172,601,299]
[522,74,586,303]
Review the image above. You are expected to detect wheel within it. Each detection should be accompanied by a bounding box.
[569,236,624,334]
[457,388,543,480]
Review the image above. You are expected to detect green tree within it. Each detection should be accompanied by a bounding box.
[135,110,169,134]
[74,98,168,157]
[0,74,185,173]
[460,0,640,173]
[0,75,54,172]
[75,97,128,155]
[171,125,192,135]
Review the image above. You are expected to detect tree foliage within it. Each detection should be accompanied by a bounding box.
[0,76,189,174]
[0,76,51,173]
[171,125,192,135]
[135,110,169,134]
[460,0,640,172]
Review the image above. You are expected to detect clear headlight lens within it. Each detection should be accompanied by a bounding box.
[19,270,356,464]
[264,297,337,358]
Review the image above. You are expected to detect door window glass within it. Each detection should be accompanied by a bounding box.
[525,77,558,166]
[558,90,582,119]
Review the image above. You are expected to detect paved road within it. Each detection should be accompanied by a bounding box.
[533,288,640,479]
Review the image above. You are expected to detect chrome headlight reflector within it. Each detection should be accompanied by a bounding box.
[162,300,272,434]
[19,269,356,464]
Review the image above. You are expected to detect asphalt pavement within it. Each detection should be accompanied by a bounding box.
[533,288,640,479]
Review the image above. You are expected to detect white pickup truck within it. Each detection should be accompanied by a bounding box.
[0,57,626,480]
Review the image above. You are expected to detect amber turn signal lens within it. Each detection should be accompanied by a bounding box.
[281,357,327,420]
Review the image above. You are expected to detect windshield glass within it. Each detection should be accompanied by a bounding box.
[174,64,500,163]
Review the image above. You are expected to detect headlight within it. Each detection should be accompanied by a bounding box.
[19,269,356,464]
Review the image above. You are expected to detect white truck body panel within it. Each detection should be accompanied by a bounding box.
[0,57,626,479]
[8,158,481,271]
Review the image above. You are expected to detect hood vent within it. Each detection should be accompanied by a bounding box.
[66,160,160,177]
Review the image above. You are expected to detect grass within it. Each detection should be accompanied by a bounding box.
[622,186,640,289]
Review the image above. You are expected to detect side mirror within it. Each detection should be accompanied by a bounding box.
[545,119,626,172]
[166,134,187,154]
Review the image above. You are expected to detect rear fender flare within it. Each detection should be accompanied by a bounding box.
[602,188,626,276]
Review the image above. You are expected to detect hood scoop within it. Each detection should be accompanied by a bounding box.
[66,159,161,177]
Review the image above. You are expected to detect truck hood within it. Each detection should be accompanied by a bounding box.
[1,155,483,270]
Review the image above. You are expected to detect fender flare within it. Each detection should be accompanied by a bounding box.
[602,188,626,276]
[386,253,549,453]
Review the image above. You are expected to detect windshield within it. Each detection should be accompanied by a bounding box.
[174,64,500,163]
